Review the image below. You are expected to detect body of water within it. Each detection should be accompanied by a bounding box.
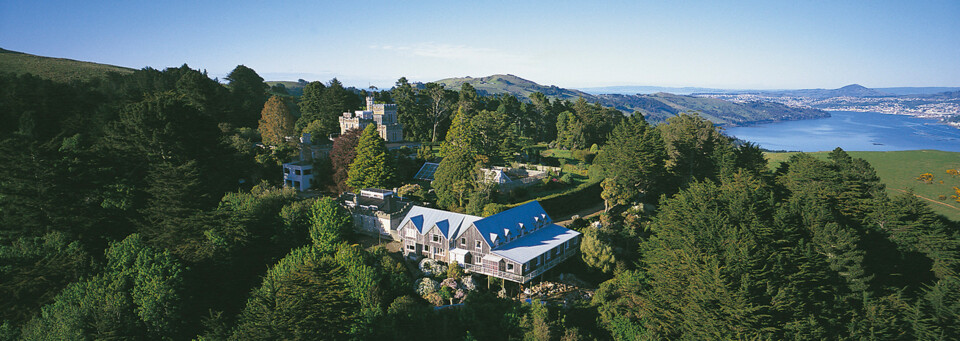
[724,111,960,152]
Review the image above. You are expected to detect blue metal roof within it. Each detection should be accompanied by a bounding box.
[491,224,581,264]
[472,201,552,247]
[398,206,481,239]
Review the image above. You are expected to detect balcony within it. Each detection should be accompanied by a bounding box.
[460,249,577,284]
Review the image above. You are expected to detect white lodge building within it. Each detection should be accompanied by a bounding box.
[398,201,581,284]
[339,96,404,142]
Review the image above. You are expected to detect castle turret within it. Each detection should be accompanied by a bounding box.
[366,96,375,110]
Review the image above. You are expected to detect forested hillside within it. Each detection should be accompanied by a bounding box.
[435,74,830,125]
[1,65,958,340]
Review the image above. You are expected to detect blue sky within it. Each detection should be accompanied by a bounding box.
[1,0,958,89]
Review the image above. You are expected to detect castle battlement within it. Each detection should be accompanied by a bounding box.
[339,96,403,142]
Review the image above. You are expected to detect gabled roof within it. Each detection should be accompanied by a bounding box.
[398,206,481,240]
[491,224,581,264]
[472,201,552,248]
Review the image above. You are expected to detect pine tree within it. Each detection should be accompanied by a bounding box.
[597,113,667,203]
[233,246,359,340]
[258,95,296,146]
[225,65,268,128]
[434,108,479,209]
[296,81,326,132]
[346,124,396,190]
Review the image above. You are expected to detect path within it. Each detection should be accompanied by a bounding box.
[554,202,605,226]
[889,188,960,211]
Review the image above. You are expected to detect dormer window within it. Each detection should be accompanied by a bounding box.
[432,234,440,242]
[475,240,482,249]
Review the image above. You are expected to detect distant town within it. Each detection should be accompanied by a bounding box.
[699,91,960,128]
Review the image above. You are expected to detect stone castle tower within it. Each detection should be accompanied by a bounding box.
[339,96,404,142]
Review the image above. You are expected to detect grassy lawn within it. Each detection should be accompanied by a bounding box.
[542,149,574,160]
[765,150,960,220]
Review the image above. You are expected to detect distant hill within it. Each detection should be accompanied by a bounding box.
[876,87,960,96]
[598,92,828,125]
[435,74,593,101]
[579,85,743,95]
[0,48,134,82]
[434,74,829,126]
[266,81,308,96]
[711,84,892,99]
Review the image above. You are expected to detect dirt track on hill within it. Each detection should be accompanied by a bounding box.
[890,188,960,211]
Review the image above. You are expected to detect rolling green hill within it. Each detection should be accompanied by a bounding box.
[436,74,593,101]
[0,48,134,82]
[766,150,960,220]
[435,74,829,126]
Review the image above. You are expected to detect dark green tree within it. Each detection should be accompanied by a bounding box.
[21,234,184,340]
[225,65,268,128]
[657,112,733,187]
[296,81,326,132]
[346,124,397,190]
[435,109,479,209]
[596,113,667,203]
[232,247,359,340]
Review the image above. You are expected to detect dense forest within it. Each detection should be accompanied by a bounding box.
[0,65,958,340]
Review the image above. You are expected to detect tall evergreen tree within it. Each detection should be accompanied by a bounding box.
[232,247,358,340]
[657,113,732,187]
[346,125,396,190]
[225,65,268,128]
[597,113,667,203]
[296,81,326,132]
[434,109,479,209]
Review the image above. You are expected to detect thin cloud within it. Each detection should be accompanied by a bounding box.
[370,43,530,65]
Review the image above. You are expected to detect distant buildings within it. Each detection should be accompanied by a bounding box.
[282,96,417,192]
[340,96,404,142]
[414,162,557,192]
[282,133,329,191]
[398,201,581,284]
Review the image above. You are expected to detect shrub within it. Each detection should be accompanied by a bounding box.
[416,277,439,297]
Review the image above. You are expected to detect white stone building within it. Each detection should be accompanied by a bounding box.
[339,96,404,142]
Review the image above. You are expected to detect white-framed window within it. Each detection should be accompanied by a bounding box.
[507,263,514,271]
[460,238,466,246]
[407,244,415,251]
[475,240,482,249]
[432,234,440,242]
[423,245,429,252]
[437,248,444,255]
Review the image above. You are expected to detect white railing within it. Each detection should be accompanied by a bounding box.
[460,250,577,283]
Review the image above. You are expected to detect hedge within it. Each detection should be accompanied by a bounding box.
[507,180,602,218]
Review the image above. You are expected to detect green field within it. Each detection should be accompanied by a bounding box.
[0,48,134,82]
[766,150,960,220]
